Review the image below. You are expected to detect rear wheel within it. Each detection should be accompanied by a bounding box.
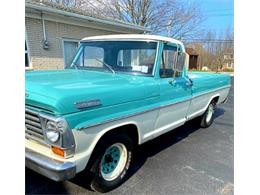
[89,133,134,193]
[200,100,216,128]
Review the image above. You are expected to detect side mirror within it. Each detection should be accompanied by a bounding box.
[184,53,189,70]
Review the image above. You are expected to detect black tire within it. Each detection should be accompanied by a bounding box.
[200,100,216,128]
[89,133,134,193]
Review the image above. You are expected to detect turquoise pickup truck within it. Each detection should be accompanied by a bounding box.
[25,34,231,192]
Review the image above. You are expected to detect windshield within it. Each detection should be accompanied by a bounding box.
[69,41,158,76]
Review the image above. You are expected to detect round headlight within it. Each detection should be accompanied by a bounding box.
[46,121,60,143]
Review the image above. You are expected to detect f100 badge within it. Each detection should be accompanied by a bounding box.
[75,99,102,109]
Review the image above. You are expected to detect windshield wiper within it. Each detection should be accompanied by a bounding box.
[70,62,78,70]
[95,58,115,74]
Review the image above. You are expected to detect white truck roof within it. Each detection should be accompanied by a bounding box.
[81,34,185,52]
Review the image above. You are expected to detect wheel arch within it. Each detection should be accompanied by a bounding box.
[206,94,220,108]
[97,122,140,146]
[211,95,220,104]
[84,122,140,171]
[198,94,220,116]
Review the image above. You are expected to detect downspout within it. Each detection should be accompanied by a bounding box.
[41,13,49,49]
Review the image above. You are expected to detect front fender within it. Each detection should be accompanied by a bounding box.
[71,121,140,173]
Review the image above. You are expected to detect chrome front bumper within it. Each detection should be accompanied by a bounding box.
[25,148,76,181]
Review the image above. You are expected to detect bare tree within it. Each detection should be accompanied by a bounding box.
[188,28,234,71]
[42,0,203,39]
[37,0,87,10]
[89,0,203,39]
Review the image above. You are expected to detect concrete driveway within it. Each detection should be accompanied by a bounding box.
[26,78,234,195]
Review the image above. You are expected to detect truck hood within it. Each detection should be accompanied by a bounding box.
[25,69,158,115]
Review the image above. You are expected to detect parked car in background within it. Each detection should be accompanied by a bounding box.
[25,34,231,192]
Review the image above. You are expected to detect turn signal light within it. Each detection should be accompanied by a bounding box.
[51,146,64,157]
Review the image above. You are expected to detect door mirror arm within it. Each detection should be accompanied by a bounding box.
[186,76,193,87]
[188,78,193,85]
[168,80,174,86]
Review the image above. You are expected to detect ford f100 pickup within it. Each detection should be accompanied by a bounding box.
[25,34,231,192]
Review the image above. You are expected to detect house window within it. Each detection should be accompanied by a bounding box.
[25,41,30,67]
[227,63,232,68]
[63,40,79,68]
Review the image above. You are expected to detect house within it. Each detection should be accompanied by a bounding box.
[185,47,199,70]
[25,1,150,70]
[222,53,234,70]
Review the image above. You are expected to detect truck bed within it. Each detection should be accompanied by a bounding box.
[187,72,231,97]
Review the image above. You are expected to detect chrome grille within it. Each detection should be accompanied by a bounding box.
[25,110,44,142]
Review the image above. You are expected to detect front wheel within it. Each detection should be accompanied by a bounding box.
[200,101,216,128]
[89,133,134,193]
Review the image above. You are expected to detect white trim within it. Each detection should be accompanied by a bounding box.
[81,35,186,52]
[143,118,186,139]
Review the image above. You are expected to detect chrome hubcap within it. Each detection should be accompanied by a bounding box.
[100,143,127,181]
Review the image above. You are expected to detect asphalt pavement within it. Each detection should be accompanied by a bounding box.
[26,78,234,195]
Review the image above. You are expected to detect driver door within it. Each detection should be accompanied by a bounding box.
[154,43,192,137]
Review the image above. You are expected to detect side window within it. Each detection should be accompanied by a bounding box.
[160,44,186,78]
[175,52,186,77]
[160,45,178,78]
